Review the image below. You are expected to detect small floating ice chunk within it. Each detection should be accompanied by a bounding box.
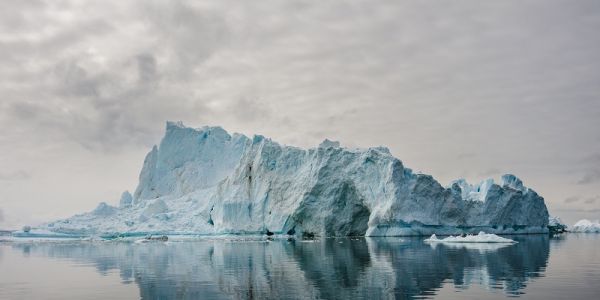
[424,231,517,243]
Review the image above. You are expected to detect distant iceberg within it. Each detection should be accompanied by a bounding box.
[548,216,567,234]
[571,219,600,233]
[40,122,550,237]
[548,216,564,227]
[424,232,517,243]
[6,230,83,241]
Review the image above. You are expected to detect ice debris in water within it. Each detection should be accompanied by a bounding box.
[40,121,550,237]
[571,219,600,233]
[424,232,517,243]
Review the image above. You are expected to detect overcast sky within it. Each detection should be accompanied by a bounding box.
[1,0,599,228]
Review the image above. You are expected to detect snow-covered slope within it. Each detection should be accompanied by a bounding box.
[571,219,600,233]
[43,121,550,237]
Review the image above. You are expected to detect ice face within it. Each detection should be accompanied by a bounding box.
[42,122,550,237]
[133,122,250,201]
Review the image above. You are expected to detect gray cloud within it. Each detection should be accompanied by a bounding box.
[457,153,477,160]
[0,0,599,225]
[2,0,600,153]
[478,168,501,177]
[0,170,30,181]
[577,154,600,184]
[136,54,158,85]
[578,171,600,184]
[230,98,272,123]
[0,0,231,152]
[555,208,600,213]
[564,196,580,203]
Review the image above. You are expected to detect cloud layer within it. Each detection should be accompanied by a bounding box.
[1,0,599,227]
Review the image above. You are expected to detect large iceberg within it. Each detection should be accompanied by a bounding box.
[42,121,550,237]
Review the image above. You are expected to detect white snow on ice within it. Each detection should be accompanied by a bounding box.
[548,216,565,227]
[571,219,600,233]
[424,232,517,243]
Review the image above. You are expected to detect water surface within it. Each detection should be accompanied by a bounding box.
[1,234,599,299]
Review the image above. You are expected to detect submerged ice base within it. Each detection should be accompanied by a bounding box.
[41,122,550,237]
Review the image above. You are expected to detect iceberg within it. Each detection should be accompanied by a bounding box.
[41,121,550,237]
[571,219,600,233]
[424,232,517,243]
[548,216,564,227]
[548,215,567,234]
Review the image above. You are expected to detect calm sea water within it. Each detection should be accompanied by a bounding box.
[1,234,599,299]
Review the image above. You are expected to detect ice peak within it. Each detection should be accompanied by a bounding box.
[119,191,133,208]
[165,120,185,129]
[198,125,229,138]
[501,174,526,192]
[450,178,494,202]
[92,202,117,216]
[165,121,233,141]
[370,146,390,154]
[318,139,340,149]
[252,134,266,144]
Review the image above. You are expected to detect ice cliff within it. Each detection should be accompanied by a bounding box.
[44,121,550,237]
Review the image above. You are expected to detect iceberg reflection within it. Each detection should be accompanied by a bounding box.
[10,235,550,299]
